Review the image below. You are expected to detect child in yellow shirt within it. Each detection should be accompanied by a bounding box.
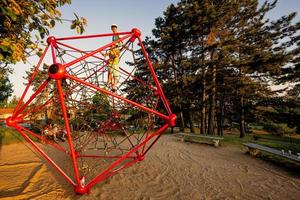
[102,44,120,91]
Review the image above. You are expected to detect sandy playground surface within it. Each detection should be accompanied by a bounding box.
[0,135,300,200]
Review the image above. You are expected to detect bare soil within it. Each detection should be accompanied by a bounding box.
[0,135,299,200]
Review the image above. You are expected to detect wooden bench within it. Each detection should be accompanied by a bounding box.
[244,143,300,163]
[176,132,223,147]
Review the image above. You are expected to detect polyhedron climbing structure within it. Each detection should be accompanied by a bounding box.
[6,28,176,194]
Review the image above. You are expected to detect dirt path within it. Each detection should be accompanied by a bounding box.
[0,135,299,200]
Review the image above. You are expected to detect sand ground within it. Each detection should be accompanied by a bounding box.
[0,135,300,200]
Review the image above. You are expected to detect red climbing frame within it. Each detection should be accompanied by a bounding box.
[6,28,176,194]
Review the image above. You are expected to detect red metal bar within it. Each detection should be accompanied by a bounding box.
[65,74,169,121]
[142,133,162,156]
[137,36,172,115]
[118,66,155,91]
[77,155,136,159]
[14,78,51,117]
[24,54,107,116]
[51,43,57,63]
[13,45,49,116]
[67,97,99,110]
[56,79,81,186]
[64,33,133,68]
[22,96,55,118]
[19,126,66,152]
[9,29,174,194]
[87,123,169,188]
[14,125,76,186]
[141,123,154,154]
[75,133,98,153]
[24,59,106,117]
[56,41,107,62]
[56,31,132,41]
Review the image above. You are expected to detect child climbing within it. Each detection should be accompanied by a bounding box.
[111,24,123,49]
[102,44,120,91]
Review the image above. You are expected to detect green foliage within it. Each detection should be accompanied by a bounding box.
[254,97,300,134]
[0,73,13,103]
[253,133,300,144]
[263,123,296,136]
[0,0,87,67]
[222,134,253,146]
[89,92,111,122]
[125,0,300,137]
[255,140,300,154]
[0,127,24,145]
[72,92,111,130]
[70,13,87,34]
[0,95,21,107]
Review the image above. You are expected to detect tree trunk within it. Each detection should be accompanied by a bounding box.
[221,97,225,136]
[239,94,245,138]
[179,109,185,132]
[200,30,206,135]
[188,110,195,133]
[205,110,209,134]
[217,98,224,136]
[239,64,246,138]
[200,69,206,135]
[208,49,217,135]
[45,109,49,124]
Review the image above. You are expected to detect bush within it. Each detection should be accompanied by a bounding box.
[263,123,296,136]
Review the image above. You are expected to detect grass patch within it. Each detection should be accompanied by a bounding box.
[0,126,41,145]
[0,127,24,145]
[253,134,300,144]
[222,134,253,146]
[252,132,300,153]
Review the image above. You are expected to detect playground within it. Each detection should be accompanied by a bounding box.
[1,134,300,200]
[1,1,300,199]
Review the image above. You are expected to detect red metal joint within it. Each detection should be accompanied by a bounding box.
[74,151,80,158]
[47,36,58,48]
[5,115,23,127]
[137,155,144,162]
[153,89,159,97]
[168,114,177,127]
[130,28,141,42]
[74,185,90,195]
[48,63,66,80]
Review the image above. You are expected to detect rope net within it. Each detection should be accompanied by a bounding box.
[7,29,174,194]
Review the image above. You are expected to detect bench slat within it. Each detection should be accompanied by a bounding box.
[244,143,300,162]
[177,133,223,140]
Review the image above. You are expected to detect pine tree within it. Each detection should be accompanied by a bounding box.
[125,0,300,137]
[0,74,13,104]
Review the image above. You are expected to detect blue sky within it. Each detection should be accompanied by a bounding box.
[9,0,300,98]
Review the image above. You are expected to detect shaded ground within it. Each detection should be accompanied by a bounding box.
[0,135,299,200]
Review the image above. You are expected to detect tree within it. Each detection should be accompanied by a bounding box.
[0,74,13,104]
[151,3,198,133]
[125,0,300,137]
[0,0,87,67]
[0,0,87,104]
[183,0,300,137]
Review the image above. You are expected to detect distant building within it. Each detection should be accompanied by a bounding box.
[0,108,14,121]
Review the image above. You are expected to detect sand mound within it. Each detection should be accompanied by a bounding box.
[0,135,299,200]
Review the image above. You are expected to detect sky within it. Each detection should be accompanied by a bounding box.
[9,0,300,99]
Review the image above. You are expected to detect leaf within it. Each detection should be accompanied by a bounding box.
[50,19,55,28]
[76,26,81,34]
[35,34,40,41]
[70,22,77,30]
[73,12,79,20]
